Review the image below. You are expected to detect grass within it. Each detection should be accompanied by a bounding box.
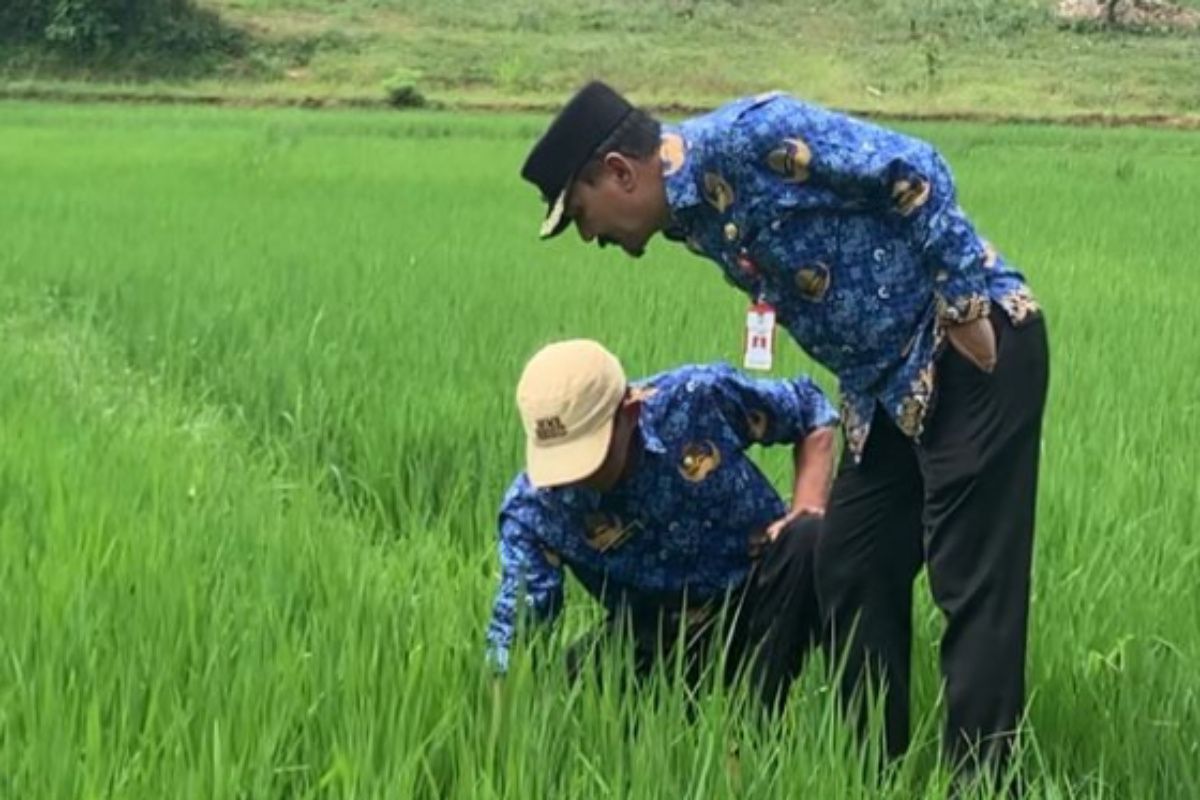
[1,0,1199,119]
[0,100,1197,797]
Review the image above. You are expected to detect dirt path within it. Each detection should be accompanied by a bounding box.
[3,84,1199,130]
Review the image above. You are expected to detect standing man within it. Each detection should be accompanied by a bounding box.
[519,83,1050,771]
[487,339,839,710]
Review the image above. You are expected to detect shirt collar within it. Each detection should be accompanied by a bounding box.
[660,125,702,240]
[636,406,667,455]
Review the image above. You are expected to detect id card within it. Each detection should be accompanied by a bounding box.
[743,301,776,371]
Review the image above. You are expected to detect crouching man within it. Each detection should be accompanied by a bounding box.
[486,339,837,708]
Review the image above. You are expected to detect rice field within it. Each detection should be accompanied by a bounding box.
[0,101,1197,798]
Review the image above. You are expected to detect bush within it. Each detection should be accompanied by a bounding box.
[0,0,243,58]
[382,68,429,109]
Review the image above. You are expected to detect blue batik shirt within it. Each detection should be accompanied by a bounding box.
[659,92,1042,458]
[485,363,838,673]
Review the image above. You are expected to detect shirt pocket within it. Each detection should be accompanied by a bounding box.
[747,214,841,307]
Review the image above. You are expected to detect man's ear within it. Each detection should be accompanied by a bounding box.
[619,393,642,418]
[603,152,637,192]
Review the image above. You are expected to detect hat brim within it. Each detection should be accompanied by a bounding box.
[538,187,572,240]
[526,414,614,488]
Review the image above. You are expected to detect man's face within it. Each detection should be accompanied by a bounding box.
[566,153,665,258]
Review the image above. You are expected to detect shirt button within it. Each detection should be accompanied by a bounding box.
[877,286,891,300]
[724,222,739,241]
[873,248,887,262]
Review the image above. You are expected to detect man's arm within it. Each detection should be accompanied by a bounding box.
[705,365,839,536]
[486,511,564,674]
[779,423,836,526]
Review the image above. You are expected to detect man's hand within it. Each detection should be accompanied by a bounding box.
[772,425,835,540]
[946,316,997,373]
[766,506,823,541]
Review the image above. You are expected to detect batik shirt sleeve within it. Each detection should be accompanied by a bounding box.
[485,500,565,674]
[700,363,839,450]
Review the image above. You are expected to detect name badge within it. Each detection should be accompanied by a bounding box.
[743,301,776,371]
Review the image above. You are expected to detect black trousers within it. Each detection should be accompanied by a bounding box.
[817,309,1050,765]
[566,516,823,711]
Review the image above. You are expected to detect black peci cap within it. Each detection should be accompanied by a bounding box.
[520,81,635,239]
